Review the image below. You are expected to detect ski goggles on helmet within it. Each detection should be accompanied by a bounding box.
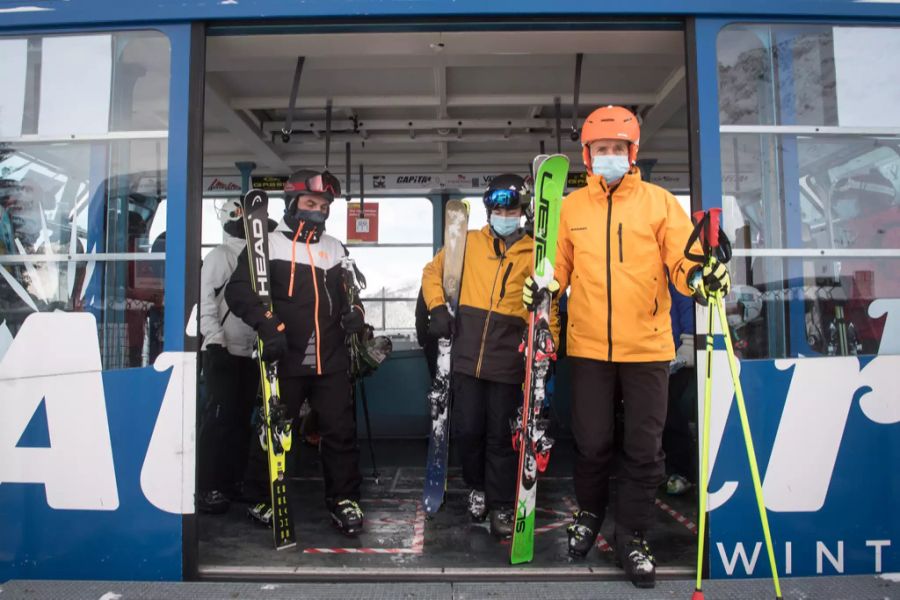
[483,188,525,210]
[284,171,341,199]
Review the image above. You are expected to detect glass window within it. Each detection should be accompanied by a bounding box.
[718,25,900,128]
[719,257,900,360]
[717,24,900,360]
[197,195,286,259]
[332,197,433,341]
[717,27,777,126]
[196,194,432,341]
[721,133,900,252]
[0,31,170,370]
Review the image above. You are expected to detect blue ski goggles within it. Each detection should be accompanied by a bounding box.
[483,188,525,210]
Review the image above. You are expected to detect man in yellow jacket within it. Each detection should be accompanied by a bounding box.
[524,106,730,588]
[422,174,557,539]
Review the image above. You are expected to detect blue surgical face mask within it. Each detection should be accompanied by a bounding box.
[490,214,520,237]
[591,154,630,183]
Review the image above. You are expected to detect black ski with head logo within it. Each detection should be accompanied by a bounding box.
[241,189,296,550]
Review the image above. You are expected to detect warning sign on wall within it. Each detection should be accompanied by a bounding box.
[347,202,379,244]
[251,175,288,191]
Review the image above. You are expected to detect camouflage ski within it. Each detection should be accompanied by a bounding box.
[422,199,469,515]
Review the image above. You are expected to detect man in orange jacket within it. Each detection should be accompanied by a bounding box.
[524,106,729,588]
[422,174,558,539]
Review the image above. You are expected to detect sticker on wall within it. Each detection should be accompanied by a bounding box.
[251,175,288,192]
[204,177,241,192]
[346,202,378,244]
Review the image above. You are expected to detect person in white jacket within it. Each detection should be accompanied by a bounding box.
[197,198,259,514]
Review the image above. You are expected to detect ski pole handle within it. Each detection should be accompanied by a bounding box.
[685,208,731,264]
[692,208,721,251]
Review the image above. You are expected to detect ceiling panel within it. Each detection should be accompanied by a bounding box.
[203,29,690,180]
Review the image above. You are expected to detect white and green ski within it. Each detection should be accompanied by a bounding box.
[510,154,568,564]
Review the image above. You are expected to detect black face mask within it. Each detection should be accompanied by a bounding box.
[285,207,328,243]
[223,220,245,239]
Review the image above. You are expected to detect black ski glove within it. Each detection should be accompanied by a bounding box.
[257,311,288,363]
[203,343,227,375]
[205,342,228,362]
[523,276,561,312]
[428,304,453,339]
[341,305,366,334]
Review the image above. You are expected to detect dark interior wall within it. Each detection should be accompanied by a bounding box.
[357,351,574,440]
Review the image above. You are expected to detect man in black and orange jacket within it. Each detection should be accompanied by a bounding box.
[226,169,367,536]
[524,106,729,588]
[422,174,558,539]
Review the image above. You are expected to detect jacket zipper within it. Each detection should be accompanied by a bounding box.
[498,262,513,305]
[617,223,623,263]
[475,254,505,378]
[288,225,303,297]
[323,269,333,316]
[306,236,323,375]
[606,191,614,362]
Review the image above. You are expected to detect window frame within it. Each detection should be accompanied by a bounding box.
[705,19,900,360]
[0,26,184,369]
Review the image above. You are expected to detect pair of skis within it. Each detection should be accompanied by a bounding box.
[241,189,296,551]
[509,154,568,564]
[421,156,569,566]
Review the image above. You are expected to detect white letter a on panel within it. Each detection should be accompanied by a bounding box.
[0,313,118,510]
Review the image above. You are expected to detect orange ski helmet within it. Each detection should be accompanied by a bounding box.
[580,105,640,173]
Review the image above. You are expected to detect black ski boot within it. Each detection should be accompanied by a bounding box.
[566,510,602,558]
[330,499,364,536]
[614,528,657,589]
[197,490,230,514]
[489,507,514,539]
[467,489,487,522]
[247,501,272,527]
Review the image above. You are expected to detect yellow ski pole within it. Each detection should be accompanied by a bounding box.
[686,207,781,599]
[692,300,716,600]
[714,292,782,599]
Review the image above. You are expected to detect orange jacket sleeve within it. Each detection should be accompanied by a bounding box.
[554,197,574,293]
[549,294,561,350]
[421,247,447,311]
[660,194,703,297]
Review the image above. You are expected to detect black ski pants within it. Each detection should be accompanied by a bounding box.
[246,370,361,504]
[663,366,697,482]
[198,346,259,493]
[570,357,669,533]
[451,372,519,510]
